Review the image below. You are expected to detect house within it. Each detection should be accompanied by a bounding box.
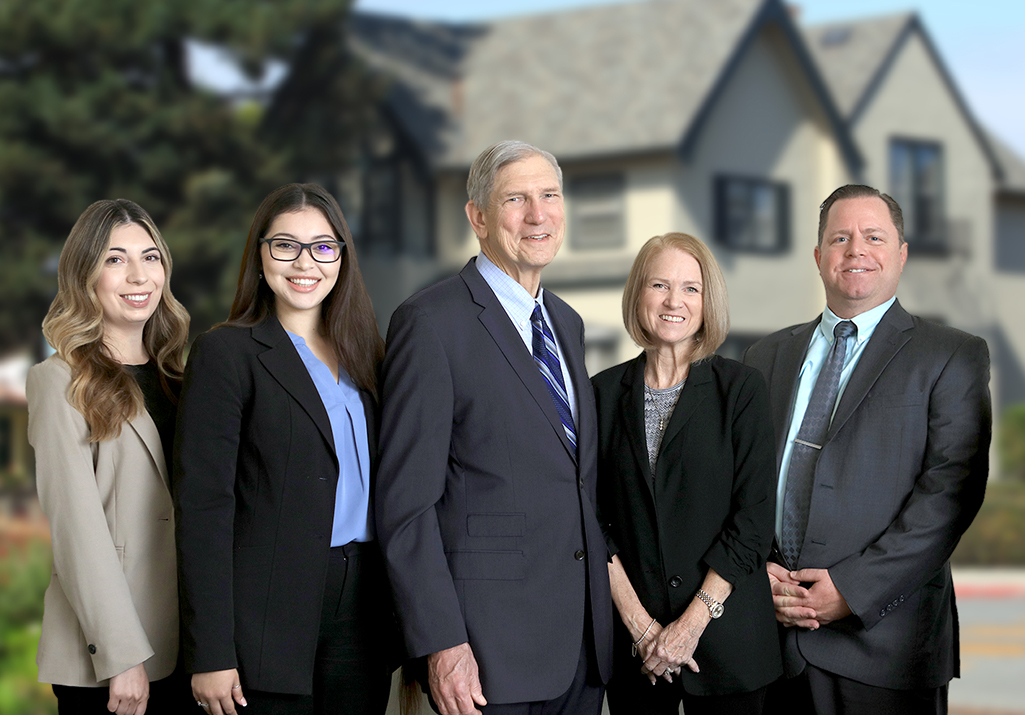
[334,0,1025,440]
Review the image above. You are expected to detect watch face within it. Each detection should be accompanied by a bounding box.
[710,603,724,619]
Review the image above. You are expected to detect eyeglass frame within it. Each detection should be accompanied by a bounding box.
[259,237,346,264]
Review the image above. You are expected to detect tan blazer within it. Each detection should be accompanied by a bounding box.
[27,355,178,686]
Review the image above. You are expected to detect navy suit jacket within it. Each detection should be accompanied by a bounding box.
[744,300,991,689]
[375,259,614,704]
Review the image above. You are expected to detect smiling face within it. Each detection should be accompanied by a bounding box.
[638,248,704,352]
[96,222,165,341]
[815,195,907,318]
[465,154,565,296]
[260,207,341,324]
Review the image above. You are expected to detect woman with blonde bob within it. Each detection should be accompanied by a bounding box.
[28,199,191,714]
[593,232,782,714]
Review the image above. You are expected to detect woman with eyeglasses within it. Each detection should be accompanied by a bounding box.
[174,184,391,715]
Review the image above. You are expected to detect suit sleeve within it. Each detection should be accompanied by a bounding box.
[174,331,243,672]
[375,303,468,658]
[27,362,154,681]
[701,368,778,585]
[829,335,991,630]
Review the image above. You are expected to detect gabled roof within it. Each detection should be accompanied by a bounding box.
[803,12,1003,180]
[351,0,860,173]
[987,131,1025,196]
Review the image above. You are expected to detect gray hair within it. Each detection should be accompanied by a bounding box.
[466,140,563,210]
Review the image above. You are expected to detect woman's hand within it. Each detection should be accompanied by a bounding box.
[640,607,704,678]
[192,669,246,714]
[107,662,149,715]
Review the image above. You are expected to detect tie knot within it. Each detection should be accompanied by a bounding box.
[834,320,856,341]
[531,304,544,324]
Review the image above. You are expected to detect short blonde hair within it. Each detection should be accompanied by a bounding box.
[622,233,729,363]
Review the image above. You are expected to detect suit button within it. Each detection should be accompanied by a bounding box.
[899,595,905,603]
[669,576,682,588]
[880,609,887,618]
[88,644,97,654]
[574,550,585,561]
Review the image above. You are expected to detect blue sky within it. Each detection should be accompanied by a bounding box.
[351,0,1025,160]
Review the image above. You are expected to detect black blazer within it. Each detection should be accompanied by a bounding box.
[744,301,991,689]
[375,259,614,705]
[174,316,378,694]
[593,353,783,696]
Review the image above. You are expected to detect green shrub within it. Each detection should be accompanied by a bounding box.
[1000,403,1025,480]
[952,480,1025,565]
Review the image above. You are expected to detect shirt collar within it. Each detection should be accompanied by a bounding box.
[475,251,545,321]
[819,297,896,345]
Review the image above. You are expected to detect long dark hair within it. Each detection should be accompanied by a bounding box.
[223,183,384,397]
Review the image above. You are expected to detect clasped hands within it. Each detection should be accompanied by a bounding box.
[766,562,852,629]
[633,615,702,685]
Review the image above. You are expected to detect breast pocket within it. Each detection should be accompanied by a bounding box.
[446,550,525,580]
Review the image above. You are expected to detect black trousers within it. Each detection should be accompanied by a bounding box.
[52,669,193,714]
[606,665,767,715]
[241,541,393,715]
[763,664,948,715]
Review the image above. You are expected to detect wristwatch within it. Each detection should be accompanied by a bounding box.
[696,588,724,619]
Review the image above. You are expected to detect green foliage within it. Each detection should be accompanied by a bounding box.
[0,535,54,714]
[999,402,1025,480]
[952,480,1025,565]
[0,0,378,345]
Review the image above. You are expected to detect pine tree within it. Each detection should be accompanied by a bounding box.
[0,0,379,348]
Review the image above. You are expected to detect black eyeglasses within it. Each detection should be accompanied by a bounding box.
[259,237,345,263]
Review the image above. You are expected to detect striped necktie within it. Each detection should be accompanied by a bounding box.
[530,304,577,449]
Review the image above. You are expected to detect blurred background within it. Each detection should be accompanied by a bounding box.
[1,0,1023,712]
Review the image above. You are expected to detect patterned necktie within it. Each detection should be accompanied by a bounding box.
[530,304,577,449]
[780,320,857,567]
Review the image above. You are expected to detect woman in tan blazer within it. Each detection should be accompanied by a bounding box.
[27,199,191,714]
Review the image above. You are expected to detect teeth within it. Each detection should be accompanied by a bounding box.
[123,294,148,301]
[847,269,867,273]
[660,315,684,323]
[525,234,547,240]
[289,278,318,287]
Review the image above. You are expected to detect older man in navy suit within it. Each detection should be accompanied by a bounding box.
[745,185,991,715]
[376,140,613,715]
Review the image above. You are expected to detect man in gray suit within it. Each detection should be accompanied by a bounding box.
[744,184,991,715]
[376,140,613,715]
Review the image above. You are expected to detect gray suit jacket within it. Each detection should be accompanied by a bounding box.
[28,356,178,686]
[744,301,991,689]
[375,259,614,704]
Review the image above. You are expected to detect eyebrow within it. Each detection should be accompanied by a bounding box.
[267,232,337,240]
[107,246,161,254]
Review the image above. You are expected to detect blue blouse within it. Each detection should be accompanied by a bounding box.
[286,331,372,545]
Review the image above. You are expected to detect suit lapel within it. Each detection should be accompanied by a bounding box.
[253,316,337,462]
[461,261,577,461]
[770,320,819,464]
[126,410,169,491]
[827,302,914,441]
[658,359,711,459]
[618,356,653,495]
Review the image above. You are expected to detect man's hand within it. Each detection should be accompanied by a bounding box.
[107,662,148,715]
[428,642,487,715]
[788,568,852,625]
[767,562,818,628]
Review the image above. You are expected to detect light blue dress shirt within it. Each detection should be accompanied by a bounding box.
[775,297,896,536]
[286,330,372,546]
[475,252,579,426]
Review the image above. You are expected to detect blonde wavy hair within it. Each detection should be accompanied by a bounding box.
[42,199,190,442]
[622,232,730,363]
